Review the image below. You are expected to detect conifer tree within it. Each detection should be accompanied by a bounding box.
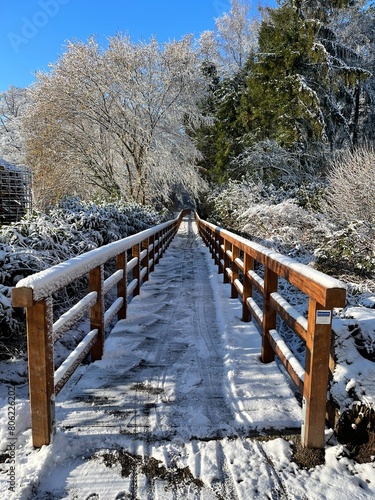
[239,0,369,154]
[239,2,325,148]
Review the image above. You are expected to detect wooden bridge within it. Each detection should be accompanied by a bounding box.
[12,210,346,451]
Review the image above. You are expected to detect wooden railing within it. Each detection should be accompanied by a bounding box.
[195,212,346,449]
[12,210,189,447]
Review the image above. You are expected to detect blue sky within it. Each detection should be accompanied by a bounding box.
[0,0,275,93]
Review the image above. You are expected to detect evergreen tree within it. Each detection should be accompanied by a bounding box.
[328,1,375,147]
[195,0,258,183]
[211,70,248,182]
[239,0,369,154]
[240,2,326,149]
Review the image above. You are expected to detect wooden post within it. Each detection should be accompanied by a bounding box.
[142,238,150,282]
[261,266,277,363]
[302,299,333,448]
[231,244,239,299]
[166,226,170,248]
[132,243,141,296]
[242,252,253,322]
[210,227,215,258]
[204,225,209,247]
[27,298,55,447]
[223,239,230,284]
[159,229,165,258]
[89,265,104,361]
[214,229,220,267]
[217,233,224,275]
[149,234,155,272]
[116,251,127,320]
[164,228,171,250]
[154,231,160,265]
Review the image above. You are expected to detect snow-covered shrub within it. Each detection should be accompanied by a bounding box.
[230,140,301,182]
[238,199,333,258]
[315,221,375,277]
[0,197,168,260]
[324,146,375,228]
[259,182,328,212]
[201,179,263,229]
[204,180,330,259]
[0,197,169,358]
[229,140,329,184]
[0,284,21,359]
[320,146,375,277]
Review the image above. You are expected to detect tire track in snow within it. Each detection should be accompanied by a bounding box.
[252,440,289,499]
[173,217,235,436]
[212,440,241,500]
[47,216,292,498]
[242,439,289,499]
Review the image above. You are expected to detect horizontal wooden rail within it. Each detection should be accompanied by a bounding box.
[195,212,346,449]
[12,209,190,447]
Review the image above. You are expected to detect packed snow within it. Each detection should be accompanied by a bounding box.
[0,216,375,499]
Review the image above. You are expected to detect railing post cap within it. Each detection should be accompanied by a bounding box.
[12,286,34,307]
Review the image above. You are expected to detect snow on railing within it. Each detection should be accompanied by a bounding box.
[195,212,346,450]
[12,209,189,447]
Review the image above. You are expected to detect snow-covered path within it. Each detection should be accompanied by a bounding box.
[56,216,300,440]
[4,217,375,499]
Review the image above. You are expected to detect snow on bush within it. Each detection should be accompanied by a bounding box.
[202,179,263,229]
[239,199,333,260]
[319,146,375,277]
[0,197,168,358]
[324,146,375,229]
[205,180,332,260]
[315,221,375,277]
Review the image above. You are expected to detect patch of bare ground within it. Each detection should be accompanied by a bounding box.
[99,449,204,489]
[352,431,375,464]
[255,431,326,469]
[261,429,375,468]
[336,403,375,464]
[288,436,326,469]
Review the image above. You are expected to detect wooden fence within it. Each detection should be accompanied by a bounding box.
[12,210,189,447]
[195,212,346,449]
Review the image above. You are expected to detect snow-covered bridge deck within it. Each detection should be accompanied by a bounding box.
[29,216,303,498]
[13,217,375,500]
[56,216,301,438]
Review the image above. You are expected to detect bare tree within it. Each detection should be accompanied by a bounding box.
[0,86,29,165]
[24,35,211,207]
[198,0,259,75]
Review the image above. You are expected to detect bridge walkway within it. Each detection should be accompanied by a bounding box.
[35,215,302,498]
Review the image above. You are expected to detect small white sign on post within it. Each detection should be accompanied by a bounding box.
[316,310,332,325]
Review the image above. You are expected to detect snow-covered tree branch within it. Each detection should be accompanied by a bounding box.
[24,35,211,207]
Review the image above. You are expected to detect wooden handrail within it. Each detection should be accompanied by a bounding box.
[12,209,189,447]
[195,212,346,449]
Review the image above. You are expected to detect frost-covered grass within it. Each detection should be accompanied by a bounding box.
[0,197,169,359]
